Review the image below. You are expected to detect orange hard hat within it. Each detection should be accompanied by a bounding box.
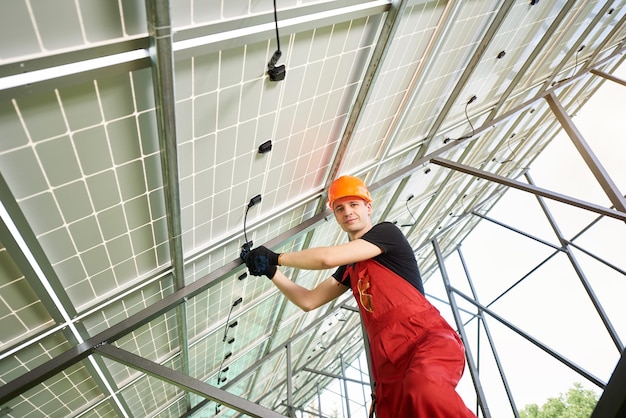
[327,176,372,208]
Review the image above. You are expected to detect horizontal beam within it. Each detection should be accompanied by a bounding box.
[0,0,389,100]
[590,69,626,87]
[431,157,626,223]
[301,367,370,386]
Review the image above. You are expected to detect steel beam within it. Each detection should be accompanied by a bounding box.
[145,0,192,410]
[545,92,626,214]
[185,298,358,416]
[423,1,515,145]
[0,0,389,101]
[525,172,624,352]
[591,348,626,418]
[0,158,131,418]
[485,0,577,123]
[433,238,490,418]
[450,286,606,389]
[457,247,519,417]
[541,1,617,91]
[324,0,409,189]
[301,368,370,386]
[430,157,626,222]
[566,240,626,276]
[471,212,563,251]
[3,54,625,407]
[591,68,626,87]
[96,344,286,418]
[375,0,462,222]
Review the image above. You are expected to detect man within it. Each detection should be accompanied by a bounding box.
[244,176,476,417]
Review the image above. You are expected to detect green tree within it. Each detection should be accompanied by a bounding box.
[519,383,599,418]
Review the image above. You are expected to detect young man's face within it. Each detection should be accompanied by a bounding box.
[332,197,373,237]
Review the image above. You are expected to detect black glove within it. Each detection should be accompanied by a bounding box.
[245,246,280,279]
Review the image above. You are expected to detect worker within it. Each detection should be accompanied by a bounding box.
[243,176,476,417]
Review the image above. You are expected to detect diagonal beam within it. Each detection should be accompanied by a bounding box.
[525,172,624,352]
[433,239,490,417]
[545,92,626,213]
[422,1,515,145]
[430,157,626,222]
[541,1,617,91]
[484,0,577,123]
[376,0,462,222]
[96,344,286,418]
[324,0,410,188]
[451,285,606,389]
[590,68,626,87]
[0,162,131,418]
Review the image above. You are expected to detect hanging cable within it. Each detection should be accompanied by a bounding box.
[554,45,585,85]
[443,95,476,143]
[267,0,286,81]
[222,297,243,342]
[241,194,262,260]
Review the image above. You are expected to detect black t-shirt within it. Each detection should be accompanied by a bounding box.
[332,222,425,294]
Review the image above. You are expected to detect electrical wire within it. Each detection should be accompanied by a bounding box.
[242,195,261,251]
[272,0,280,52]
[443,97,476,143]
[222,297,242,342]
[243,204,251,249]
[405,200,417,223]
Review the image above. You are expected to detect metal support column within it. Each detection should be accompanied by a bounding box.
[432,238,490,418]
[286,342,295,417]
[340,354,351,418]
[325,0,409,186]
[144,0,192,411]
[457,247,520,418]
[591,348,626,418]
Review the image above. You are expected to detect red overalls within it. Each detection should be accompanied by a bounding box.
[346,259,476,418]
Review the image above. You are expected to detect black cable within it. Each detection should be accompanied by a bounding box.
[454,101,475,141]
[243,204,252,249]
[443,97,476,143]
[222,297,243,342]
[267,0,286,81]
[405,202,417,222]
[405,195,417,226]
[463,101,475,137]
[273,0,280,52]
[242,195,261,253]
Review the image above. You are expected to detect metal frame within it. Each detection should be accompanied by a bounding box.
[1,1,625,416]
[3,61,626,415]
[427,171,626,417]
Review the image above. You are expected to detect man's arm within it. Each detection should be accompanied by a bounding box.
[243,238,381,311]
[271,271,349,312]
[278,239,382,270]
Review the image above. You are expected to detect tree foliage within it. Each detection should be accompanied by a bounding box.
[519,383,599,418]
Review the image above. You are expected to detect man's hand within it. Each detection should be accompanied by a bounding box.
[244,246,280,279]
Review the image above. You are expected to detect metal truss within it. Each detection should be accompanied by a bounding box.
[1,0,625,416]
